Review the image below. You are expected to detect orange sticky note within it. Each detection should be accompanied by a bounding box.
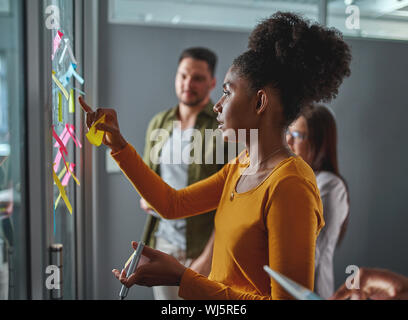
[86,114,106,147]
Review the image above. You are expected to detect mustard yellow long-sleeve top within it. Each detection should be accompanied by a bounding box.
[112,143,324,300]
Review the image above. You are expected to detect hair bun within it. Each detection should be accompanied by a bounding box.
[235,11,351,125]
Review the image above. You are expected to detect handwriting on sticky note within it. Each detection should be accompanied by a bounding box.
[86,114,106,147]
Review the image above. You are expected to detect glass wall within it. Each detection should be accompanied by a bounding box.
[328,0,408,41]
[108,0,408,41]
[47,0,79,300]
[0,0,28,300]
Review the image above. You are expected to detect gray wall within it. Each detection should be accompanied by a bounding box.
[96,0,408,299]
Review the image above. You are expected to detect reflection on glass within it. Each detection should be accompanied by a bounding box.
[328,1,408,41]
[0,0,27,300]
[108,0,320,31]
[48,0,77,300]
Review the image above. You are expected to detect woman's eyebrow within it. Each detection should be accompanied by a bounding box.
[223,82,232,90]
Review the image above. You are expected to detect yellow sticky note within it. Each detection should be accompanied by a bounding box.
[58,92,63,122]
[66,162,80,186]
[52,168,72,214]
[55,193,62,209]
[86,114,106,147]
[58,164,67,180]
[69,89,75,113]
[52,71,69,100]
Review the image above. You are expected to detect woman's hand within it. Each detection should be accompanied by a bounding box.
[112,242,187,288]
[78,96,128,153]
[140,198,155,215]
[330,267,408,300]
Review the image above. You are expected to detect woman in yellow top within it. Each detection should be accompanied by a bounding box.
[80,12,351,299]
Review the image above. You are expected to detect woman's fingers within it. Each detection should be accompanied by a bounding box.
[112,269,121,279]
[78,97,97,129]
[78,96,93,114]
[95,123,117,134]
[112,268,132,288]
[134,242,158,260]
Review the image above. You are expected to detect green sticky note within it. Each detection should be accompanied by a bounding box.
[69,89,75,113]
[58,92,63,122]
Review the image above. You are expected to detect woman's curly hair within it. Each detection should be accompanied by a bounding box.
[233,12,352,126]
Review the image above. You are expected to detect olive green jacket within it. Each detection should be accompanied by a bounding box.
[140,102,230,258]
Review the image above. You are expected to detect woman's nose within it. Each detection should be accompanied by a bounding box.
[286,134,294,146]
[213,98,223,114]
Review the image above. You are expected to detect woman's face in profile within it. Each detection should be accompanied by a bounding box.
[287,116,313,165]
[213,67,258,143]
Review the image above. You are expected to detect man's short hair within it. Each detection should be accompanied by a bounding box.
[178,47,217,77]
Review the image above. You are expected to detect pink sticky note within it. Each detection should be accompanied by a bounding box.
[52,31,64,61]
[52,126,69,173]
[66,124,82,149]
[54,127,68,148]
[61,163,75,186]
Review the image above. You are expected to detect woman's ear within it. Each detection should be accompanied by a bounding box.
[255,89,268,114]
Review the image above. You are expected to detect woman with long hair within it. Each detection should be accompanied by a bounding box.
[287,105,350,299]
[80,12,351,299]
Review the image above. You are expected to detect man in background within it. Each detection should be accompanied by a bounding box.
[140,47,227,300]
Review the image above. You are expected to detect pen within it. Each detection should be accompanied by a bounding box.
[263,265,323,300]
[119,242,145,300]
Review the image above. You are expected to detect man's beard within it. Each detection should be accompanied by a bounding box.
[180,95,206,108]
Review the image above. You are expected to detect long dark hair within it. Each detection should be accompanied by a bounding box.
[300,105,350,247]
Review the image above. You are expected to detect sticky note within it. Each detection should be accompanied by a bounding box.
[62,163,76,186]
[58,92,63,122]
[52,31,64,61]
[52,70,69,100]
[53,167,72,214]
[69,89,75,113]
[52,125,68,155]
[58,164,67,180]
[53,124,82,173]
[66,124,82,148]
[59,38,78,65]
[73,88,86,96]
[66,161,80,186]
[86,115,106,147]
[71,65,84,85]
[60,64,84,87]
